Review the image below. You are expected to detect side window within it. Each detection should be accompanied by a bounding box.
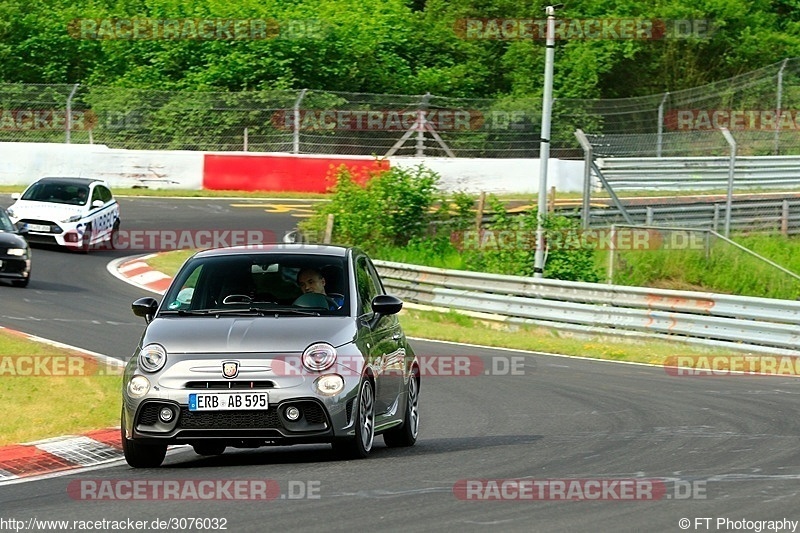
[355,256,379,314]
[166,264,203,310]
[91,186,103,205]
[98,185,112,203]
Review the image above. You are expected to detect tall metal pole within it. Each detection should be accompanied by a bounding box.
[720,127,736,238]
[65,83,79,144]
[656,92,668,157]
[293,88,307,154]
[533,5,559,278]
[774,58,788,155]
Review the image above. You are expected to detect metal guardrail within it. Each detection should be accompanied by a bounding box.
[582,197,800,235]
[596,156,800,190]
[374,260,800,354]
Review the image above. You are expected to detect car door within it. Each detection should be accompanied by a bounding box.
[355,254,404,415]
[88,184,116,242]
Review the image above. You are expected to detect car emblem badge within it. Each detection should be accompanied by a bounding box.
[222,361,239,379]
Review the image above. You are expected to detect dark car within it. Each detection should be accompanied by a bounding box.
[0,207,31,287]
[121,244,420,467]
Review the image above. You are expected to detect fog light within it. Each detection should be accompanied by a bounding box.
[285,406,301,421]
[159,407,174,423]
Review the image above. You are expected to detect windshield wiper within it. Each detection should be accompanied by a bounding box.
[159,309,211,316]
[267,307,322,316]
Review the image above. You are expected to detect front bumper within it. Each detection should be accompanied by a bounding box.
[0,256,30,280]
[122,372,361,446]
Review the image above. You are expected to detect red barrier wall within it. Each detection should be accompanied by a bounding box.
[203,154,389,192]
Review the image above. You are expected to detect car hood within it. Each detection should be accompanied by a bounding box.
[10,200,83,222]
[0,232,27,248]
[142,315,359,354]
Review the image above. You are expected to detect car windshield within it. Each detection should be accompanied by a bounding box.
[21,181,90,205]
[0,210,15,232]
[161,253,350,316]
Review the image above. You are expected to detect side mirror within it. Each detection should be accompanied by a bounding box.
[91,199,104,209]
[132,297,159,323]
[367,294,403,328]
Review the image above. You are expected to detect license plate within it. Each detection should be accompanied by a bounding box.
[27,224,50,232]
[188,392,269,411]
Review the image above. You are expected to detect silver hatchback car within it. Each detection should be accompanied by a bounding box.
[122,244,420,467]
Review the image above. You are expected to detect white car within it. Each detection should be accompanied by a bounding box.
[7,177,120,252]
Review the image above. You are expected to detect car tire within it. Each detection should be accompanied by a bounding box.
[192,442,226,456]
[383,371,420,448]
[109,220,120,250]
[121,410,167,468]
[333,378,375,459]
[79,223,92,254]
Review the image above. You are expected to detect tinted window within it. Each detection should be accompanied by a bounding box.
[21,181,89,205]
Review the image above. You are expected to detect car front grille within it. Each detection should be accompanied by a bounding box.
[179,408,282,430]
[185,380,276,389]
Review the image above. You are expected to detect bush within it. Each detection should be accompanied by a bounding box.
[299,164,445,249]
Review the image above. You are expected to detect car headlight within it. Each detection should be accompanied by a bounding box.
[61,214,82,223]
[138,344,167,373]
[127,375,150,398]
[314,374,345,396]
[6,248,25,256]
[302,342,337,372]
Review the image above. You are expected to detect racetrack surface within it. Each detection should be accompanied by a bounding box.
[1,195,799,532]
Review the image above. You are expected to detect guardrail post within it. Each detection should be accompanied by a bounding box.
[646,206,654,225]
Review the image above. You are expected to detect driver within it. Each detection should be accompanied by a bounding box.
[297,267,344,309]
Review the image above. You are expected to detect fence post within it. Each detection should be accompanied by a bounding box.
[575,129,593,230]
[65,83,79,144]
[782,199,790,236]
[293,89,307,154]
[475,191,486,231]
[775,58,788,155]
[720,127,737,238]
[243,127,248,152]
[657,92,669,157]
[607,224,616,284]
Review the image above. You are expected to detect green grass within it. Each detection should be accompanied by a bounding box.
[0,331,121,446]
[603,233,800,299]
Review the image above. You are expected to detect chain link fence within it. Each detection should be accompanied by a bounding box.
[4,58,800,158]
[0,85,552,157]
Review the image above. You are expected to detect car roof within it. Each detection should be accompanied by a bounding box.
[193,244,352,258]
[32,177,107,187]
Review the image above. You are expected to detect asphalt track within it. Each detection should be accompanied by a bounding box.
[1,195,800,532]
